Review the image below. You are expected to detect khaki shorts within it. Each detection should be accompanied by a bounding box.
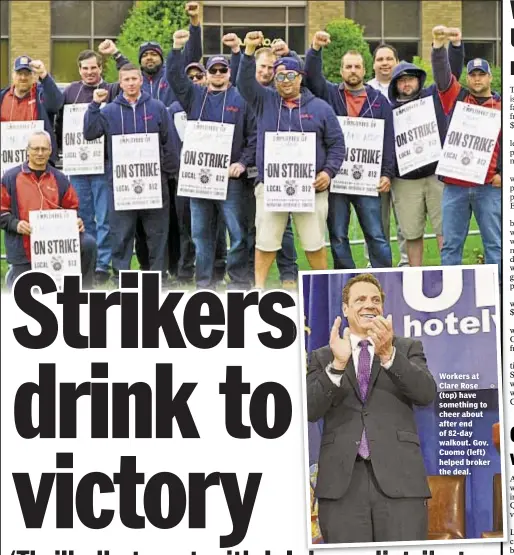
[391,174,443,239]
[254,183,328,252]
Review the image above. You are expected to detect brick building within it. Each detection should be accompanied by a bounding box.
[1,0,501,87]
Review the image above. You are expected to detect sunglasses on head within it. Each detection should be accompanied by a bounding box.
[208,66,229,75]
[189,73,205,81]
[140,41,161,48]
[275,71,298,83]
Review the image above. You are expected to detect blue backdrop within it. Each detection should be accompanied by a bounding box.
[303,268,501,539]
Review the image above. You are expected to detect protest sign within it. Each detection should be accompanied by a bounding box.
[111,133,162,210]
[174,110,187,142]
[264,132,316,212]
[1,120,44,175]
[393,96,441,176]
[331,117,384,196]
[436,102,501,184]
[178,121,235,201]
[62,103,104,175]
[29,209,81,288]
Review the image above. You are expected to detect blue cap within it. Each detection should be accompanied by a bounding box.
[14,55,32,72]
[273,57,303,74]
[206,55,229,70]
[186,62,206,74]
[467,58,491,74]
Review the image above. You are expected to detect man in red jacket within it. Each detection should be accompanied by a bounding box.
[431,26,501,280]
[1,130,96,290]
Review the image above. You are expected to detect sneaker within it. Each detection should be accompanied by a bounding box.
[398,261,410,268]
[281,280,297,290]
[94,270,110,286]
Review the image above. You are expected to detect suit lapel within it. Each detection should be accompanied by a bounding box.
[368,336,397,396]
[343,356,361,400]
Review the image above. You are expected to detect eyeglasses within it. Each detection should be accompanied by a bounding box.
[275,71,298,83]
[208,66,229,75]
[189,73,205,81]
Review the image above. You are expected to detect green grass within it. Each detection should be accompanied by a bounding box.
[0,211,484,289]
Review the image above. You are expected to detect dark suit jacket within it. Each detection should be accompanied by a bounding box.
[307,336,436,500]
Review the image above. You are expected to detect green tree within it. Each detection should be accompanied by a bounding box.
[104,0,189,82]
[320,18,374,83]
[413,55,501,94]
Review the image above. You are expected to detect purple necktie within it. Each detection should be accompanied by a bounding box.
[357,339,371,458]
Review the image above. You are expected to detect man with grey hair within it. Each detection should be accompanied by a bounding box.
[0,130,97,290]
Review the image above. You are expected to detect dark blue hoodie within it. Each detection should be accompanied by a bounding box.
[304,47,395,180]
[167,49,257,170]
[388,62,448,180]
[83,90,179,184]
[114,23,203,107]
[236,53,345,185]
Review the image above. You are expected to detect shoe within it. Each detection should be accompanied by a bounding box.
[281,280,297,290]
[398,261,410,268]
[94,270,110,286]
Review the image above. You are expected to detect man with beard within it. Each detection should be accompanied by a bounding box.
[168,30,256,290]
[431,25,501,280]
[167,62,229,286]
[223,33,299,288]
[307,273,436,543]
[386,28,464,267]
[305,33,394,269]
[237,31,344,289]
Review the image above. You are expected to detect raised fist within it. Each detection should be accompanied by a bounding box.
[446,27,462,45]
[185,2,199,16]
[222,33,241,52]
[29,60,47,79]
[312,31,331,51]
[244,31,264,54]
[271,40,289,57]
[173,29,190,49]
[93,88,109,104]
[432,25,448,46]
[98,39,117,56]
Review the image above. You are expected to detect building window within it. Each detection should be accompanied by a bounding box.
[51,0,134,83]
[346,0,420,63]
[462,0,501,66]
[203,1,307,58]
[1,0,9,88]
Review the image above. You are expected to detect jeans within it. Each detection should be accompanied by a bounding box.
[71,174,111,273]
[6,232,97,290]
[328,193,392,269]
[110,186,169,275]
[246,189,298,281]
[441,184,501,280]
[190,178,250,289]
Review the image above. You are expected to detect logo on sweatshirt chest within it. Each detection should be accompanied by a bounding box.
[225,105,240,113]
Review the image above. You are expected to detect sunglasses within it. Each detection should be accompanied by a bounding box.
[208,66,229,75]
[275,71,299,83]
[189,73,205,81]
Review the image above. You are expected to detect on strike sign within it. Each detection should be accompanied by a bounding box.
[178,121,235,201]
[111,133,162,210]
[29,209,81,288]
[1,120,44,175]
[436,101,501,184]
[62,103,104,176]
[393,96,441,176]
[264,132,316,212]
[332,117,384,197]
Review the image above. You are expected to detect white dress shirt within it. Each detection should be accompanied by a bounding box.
[326,333,396,387]
[367,78,391,103]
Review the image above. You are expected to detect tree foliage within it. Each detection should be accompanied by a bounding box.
[104,0,189,82]
[320,18,374,83]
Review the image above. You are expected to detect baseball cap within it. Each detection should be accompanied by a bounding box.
[14,55,32,72]
[273,57,303,74]
[206,55,229,70]
[186,62,206,74]
[467,58,491,74]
